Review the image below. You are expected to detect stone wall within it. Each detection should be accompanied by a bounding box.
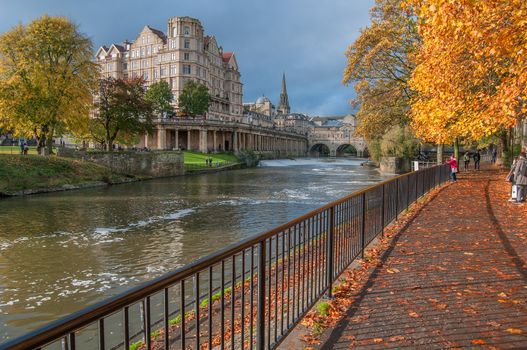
[380,157,411,174]
[58,148,184,177]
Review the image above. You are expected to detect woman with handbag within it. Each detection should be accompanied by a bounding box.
[446,155,458,182]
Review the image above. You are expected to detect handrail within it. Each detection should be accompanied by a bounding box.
[0,164,450,350]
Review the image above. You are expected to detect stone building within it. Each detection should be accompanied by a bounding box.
[95,16,243,122]
[243,95,276,117]
[308,115,366,156]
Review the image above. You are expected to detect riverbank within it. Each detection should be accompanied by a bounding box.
[0,155,137,197]
[0,151,245,197]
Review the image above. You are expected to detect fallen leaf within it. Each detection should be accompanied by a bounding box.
[408,311,420,318]
[373,338,383,343]
[471,339,486,345]
[389,335,405,342]
[505,328,523,334]
[464,252,474,256]
[498,292,507,298]
[386,268,400,274]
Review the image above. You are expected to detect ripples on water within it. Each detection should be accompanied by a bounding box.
[0,158,388,340]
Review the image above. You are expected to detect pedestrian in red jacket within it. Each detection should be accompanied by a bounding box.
[446,155,458,182]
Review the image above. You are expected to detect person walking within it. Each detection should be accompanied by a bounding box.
[492,148,497,164]
[463,152,470,171]
[511,151,527,204]
[446,155,458,182]
[473,150,481,170]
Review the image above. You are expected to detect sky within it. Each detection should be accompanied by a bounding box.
[0,0,375,116]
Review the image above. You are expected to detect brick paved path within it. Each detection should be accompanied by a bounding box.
[317,168,527,349]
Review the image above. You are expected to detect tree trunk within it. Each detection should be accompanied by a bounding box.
[45,127,55,155]
[436,144,443,164]
[454,138,459,162]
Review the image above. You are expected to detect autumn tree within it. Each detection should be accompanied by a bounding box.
[407,0,527,158]
[178,80,211,117]
[145,80,174,118]
[91,77,153,151]
[343,0,419,142]
[0,16,98,154]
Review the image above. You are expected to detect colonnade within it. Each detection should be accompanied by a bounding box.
[141,127,308,156]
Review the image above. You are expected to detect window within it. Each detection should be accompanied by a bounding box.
[183,65,191,74]
[147,46,151,55]
[154,70,158,78]
[172,27,177,37]
[141,36,145,44]
[123,63,128,70]
[184,39,190,49]
[143,71,149,80]
[184,52,190,60]
[170,39,176,49]
[140,47,145,57]
[184,26,190,36]
[171,53,176,60]
[161,66,166,76]
[170,65,176,75]
[107,63,112,71]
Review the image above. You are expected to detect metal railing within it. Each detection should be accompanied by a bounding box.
[0,165,450,350]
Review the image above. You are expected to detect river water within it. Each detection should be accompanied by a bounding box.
[0,158,387,342]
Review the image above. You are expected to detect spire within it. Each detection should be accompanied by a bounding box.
[278,73,290,115]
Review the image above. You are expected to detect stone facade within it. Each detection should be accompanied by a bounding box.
[96,17,243,122]
[308,115,366,157]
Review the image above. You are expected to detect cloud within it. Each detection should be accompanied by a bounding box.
[0,0,374,115]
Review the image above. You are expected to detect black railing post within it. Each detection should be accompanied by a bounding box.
[257,241,266,350]
[381,184,385,237]
[415,170,419,200]
[361,193,366,258]
[327,207,335,298]
[395,178,399,220]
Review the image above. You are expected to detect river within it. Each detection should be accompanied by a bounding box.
[0,158,388,342]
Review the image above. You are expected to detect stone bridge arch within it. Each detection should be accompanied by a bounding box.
[308,140,366,157]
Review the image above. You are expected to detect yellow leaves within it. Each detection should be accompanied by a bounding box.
[471,339,486,345]
[505,328,523,334]
[408,311,420,318]
[386,267,400,274]
[407,0,526,143]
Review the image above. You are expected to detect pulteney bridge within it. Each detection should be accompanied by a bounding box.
[138,118,308,157]
[308,124,367,157]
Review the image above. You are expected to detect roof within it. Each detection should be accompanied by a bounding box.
[112,44,125,53]
[147,26,167,43]
[222,52,233,62]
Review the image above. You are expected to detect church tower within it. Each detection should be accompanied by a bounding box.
[277,73,290,115]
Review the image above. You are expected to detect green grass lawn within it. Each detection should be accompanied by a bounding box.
[183,151,239,165]
[0,154,123,194]
[0,145,39,155]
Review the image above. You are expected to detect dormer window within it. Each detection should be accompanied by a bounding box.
[184,26,190,36]
[172,27,177,37]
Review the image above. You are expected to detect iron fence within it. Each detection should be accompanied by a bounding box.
[0,165,450,350]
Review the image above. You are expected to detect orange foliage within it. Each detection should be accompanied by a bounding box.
[406,0,527,143]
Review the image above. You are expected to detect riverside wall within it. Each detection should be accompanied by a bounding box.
[58,148,184,177]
